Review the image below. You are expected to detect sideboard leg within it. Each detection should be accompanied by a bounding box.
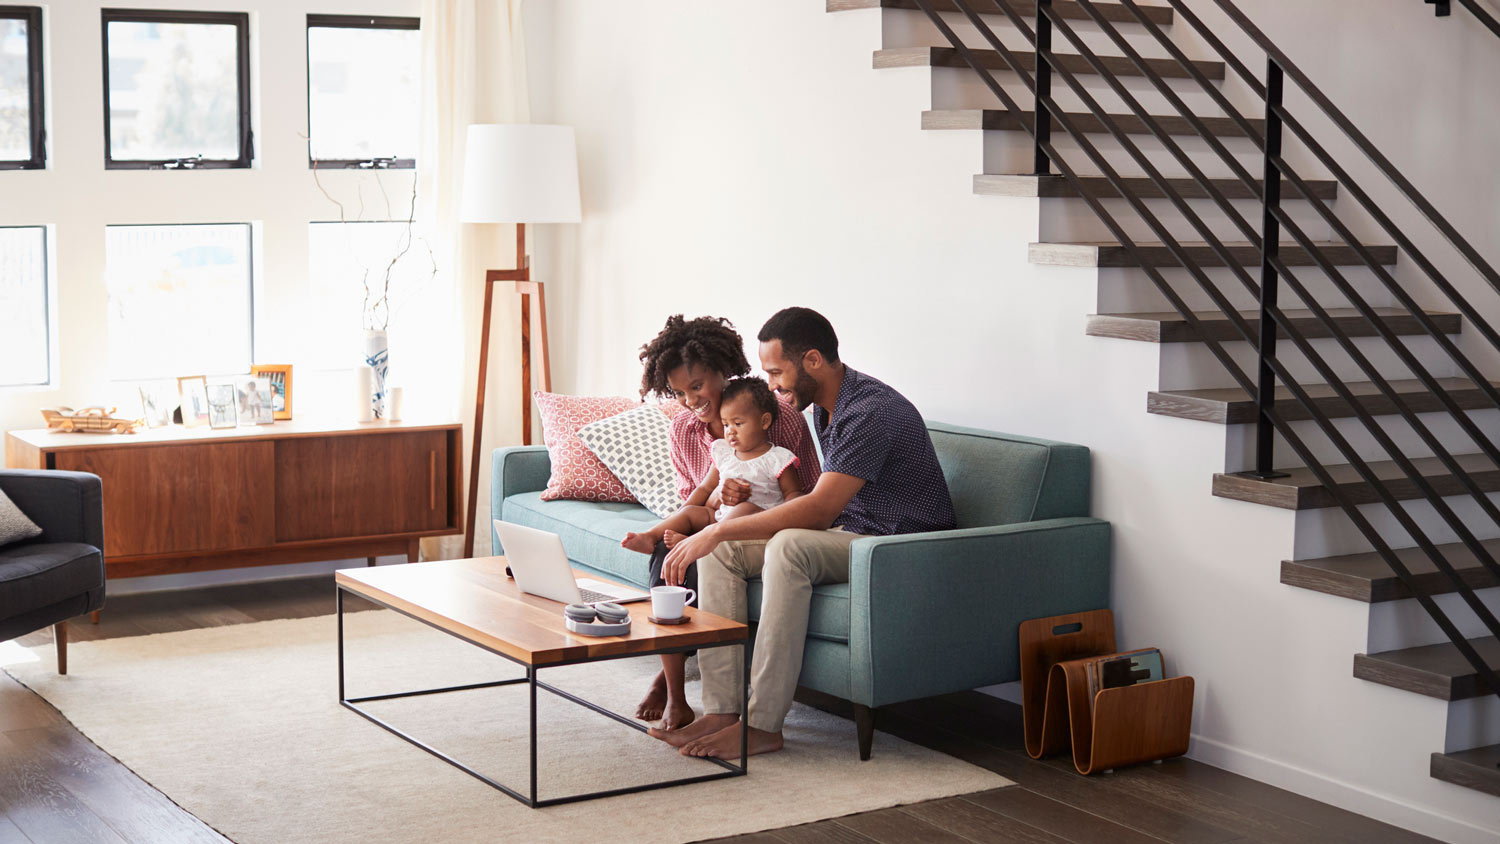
[407,539,420,564]
[366,556,376,567]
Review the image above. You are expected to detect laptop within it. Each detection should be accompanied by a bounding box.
[493,520,649,605]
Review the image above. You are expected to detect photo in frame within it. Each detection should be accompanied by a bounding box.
[138,381,176,429]
[236,376,275,426]
[177,376,211,428]
[206,383,238,429]
[251,364,293,420]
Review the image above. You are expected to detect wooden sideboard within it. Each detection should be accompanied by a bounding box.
[5,419,463,579]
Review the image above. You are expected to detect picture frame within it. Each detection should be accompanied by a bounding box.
[251,364,293,420]
[236,375,275,426]
[177,376,211,429]
[206,382,238,429]
[138,381,176,429]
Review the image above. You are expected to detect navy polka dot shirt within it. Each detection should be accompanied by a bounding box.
[812,367,957,536]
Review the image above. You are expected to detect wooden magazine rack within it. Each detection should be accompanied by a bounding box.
[1019,609,1195,774]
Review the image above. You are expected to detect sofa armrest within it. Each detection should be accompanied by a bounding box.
[847,516,1110,707]
[492,446,552,502]
[0,470,104,551]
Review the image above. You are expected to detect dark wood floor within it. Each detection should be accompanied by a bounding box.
[2,574,1438,844]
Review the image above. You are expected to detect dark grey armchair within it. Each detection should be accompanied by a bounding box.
[0,469,106,674]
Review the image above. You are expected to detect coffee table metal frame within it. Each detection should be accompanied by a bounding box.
[335,586,749,808]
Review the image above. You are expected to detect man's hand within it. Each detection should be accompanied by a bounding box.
[720,478,752,507]
[662,523,722,585]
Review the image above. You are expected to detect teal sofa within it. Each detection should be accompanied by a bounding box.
[492,421,1111,758]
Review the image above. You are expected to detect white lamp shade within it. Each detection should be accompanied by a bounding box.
[459,124,582,224]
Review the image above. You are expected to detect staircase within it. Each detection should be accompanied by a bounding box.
[828,0,1500,833]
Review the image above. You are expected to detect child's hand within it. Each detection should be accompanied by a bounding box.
[663,530,685,548]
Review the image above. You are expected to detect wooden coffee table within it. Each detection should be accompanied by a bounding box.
[334,557,749,807]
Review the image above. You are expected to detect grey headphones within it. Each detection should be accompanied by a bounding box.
[565,602,627,624]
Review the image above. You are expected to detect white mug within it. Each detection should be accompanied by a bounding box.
[650,585,696,620]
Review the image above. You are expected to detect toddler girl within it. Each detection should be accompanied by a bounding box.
[622,377,801,553]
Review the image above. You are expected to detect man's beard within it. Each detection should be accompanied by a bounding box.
[790,364,819,411]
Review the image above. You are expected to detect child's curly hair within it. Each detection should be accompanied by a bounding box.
[720,377,780,426]
[638,315,751,398]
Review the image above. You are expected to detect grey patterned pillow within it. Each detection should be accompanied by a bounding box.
[577,404,684,519]
[0,487,42,547]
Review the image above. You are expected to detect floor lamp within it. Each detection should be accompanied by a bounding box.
[459,124,582,557]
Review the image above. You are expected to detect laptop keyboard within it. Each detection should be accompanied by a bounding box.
[579,588,617,604]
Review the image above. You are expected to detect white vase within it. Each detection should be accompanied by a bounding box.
[363,330,390,420]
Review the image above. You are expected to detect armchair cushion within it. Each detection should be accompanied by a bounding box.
[0,542,105,622]
[0,487,42,548]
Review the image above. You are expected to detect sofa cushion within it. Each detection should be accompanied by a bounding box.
[0,542,104,621]
[748,579,851,644]
[499,492,660,587]
[576,404,683,519]
[0,487,42,548]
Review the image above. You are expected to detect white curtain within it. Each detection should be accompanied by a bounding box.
[412,0,531,561]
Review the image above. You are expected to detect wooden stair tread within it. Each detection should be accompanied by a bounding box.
[1149,377,1495,424]
[1212,450,1498,511]
[1431,744,1500,798]
[829,0,1176,25]
[1030,241,1398,268]
[1089,307,1460,345]
[875,46,1223,80]
[975,173,1338,200]
[1354,636,1500,701]
[1281,537,1500,603]
[924,108,1265,137]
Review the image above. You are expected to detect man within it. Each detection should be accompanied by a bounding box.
[654,306,956,758]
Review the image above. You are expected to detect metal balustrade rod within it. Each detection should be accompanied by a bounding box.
[1250,58,1286,478]
[1033,0,1053,174]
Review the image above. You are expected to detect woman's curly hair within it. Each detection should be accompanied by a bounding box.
[638,315,751,398]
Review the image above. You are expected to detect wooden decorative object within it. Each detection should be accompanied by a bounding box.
[1018,609,1195,774]
[464,223,552,558]
[5,420,462,580]
[40,407,143,435]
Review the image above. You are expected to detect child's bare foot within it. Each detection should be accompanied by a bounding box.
[635,670,668,722]
[621,531,658,554]
[661,698,696,731]
[663,530,686,548]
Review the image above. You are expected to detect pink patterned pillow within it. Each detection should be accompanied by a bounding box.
[535,392,641,503]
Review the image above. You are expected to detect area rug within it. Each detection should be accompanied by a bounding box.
[6,610,1008,844]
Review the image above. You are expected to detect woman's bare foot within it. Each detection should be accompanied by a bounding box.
[621,531,658,554]
[661,698,696,731]
[663,529,686,548]
[635,671,668,721]
[649,712,738,747]
[682,724,783,758]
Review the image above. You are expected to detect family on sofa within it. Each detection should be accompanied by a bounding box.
[492,308,1110,761]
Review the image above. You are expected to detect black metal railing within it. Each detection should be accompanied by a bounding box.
[1425,0,1500,41]
[909,0,1500,704]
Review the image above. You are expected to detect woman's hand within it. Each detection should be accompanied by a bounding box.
[663,523,721,585]
[719,478,752,507]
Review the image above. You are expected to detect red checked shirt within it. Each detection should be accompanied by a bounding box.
[668,399,822,504]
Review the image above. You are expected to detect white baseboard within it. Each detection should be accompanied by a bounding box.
[1187,734,1500,844]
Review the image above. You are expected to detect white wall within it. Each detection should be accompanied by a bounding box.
[527,0,1500,839]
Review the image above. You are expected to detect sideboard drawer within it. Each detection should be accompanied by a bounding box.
[273,430,449,542]
[54,442,275,558]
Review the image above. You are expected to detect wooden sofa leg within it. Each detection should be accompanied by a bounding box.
[90,610,100,624]
[854,703,875,761]
[54,621,68,675]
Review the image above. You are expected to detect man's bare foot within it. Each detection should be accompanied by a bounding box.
[682,723,783,758]
[635,671,668,721]
[621,531,658,554]
[663,530,685,548]
[649,712,738,747]
[661,698,696,731]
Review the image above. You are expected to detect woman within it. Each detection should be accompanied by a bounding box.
[632,314,822,731]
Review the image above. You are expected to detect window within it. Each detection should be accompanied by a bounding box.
[106,224,253,380]
[0,226,49,386]
[306,15,420,168]
[0,6,43,169]
[303,220,432,368]
[102,9,251,169]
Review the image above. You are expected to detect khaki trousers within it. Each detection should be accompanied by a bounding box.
[697,528,862,732]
